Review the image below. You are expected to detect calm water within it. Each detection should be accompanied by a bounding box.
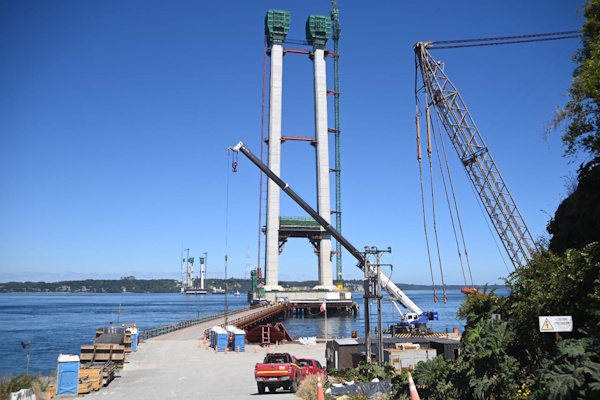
[0,290,477,377]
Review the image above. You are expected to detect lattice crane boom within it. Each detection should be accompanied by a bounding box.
[414,42,536,269]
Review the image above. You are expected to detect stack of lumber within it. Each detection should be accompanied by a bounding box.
[78,362,117,392]
[78,378,93,394]
[80,344,125,368]
[79,367,103,391]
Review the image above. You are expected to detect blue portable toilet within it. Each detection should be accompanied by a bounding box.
[56,354,79,396]
[215,328,228,352]
[127,327,138,352]
[234,329,246,352]
[211,326,222,349]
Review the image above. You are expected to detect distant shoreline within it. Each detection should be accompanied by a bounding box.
[0,278,507,294]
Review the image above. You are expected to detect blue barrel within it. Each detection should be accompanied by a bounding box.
[57,354,79,396]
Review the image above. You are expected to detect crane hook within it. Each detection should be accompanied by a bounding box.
[231,152,239,172]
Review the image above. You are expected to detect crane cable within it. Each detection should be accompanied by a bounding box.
[425,102,448,304]
[415,53,438,303]
[430,104,475,288]
[428,30,580,50]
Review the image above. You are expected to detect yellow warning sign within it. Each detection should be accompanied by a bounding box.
[541,318,554,331]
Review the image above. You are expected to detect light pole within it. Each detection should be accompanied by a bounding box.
[21,340,31,376]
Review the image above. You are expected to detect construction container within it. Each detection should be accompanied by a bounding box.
[233,329,246,352]
[383,344,437,372]
[56,354,79,396]
[429,337,462,360]
[326,338,359,370]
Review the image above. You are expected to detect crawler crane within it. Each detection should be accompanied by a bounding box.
[414,42,536,273]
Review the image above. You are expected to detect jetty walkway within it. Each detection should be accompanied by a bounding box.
[84,305,327,400]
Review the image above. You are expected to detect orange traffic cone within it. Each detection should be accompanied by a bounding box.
[225,346,228,354]
[254,345,258,354]
[198,340,201,348]
[316,374,325,400]
[237,346,240,353]
[276,341,279,349]
[215,346,218,354]
[266,346,270,354]
[407,371,420,400]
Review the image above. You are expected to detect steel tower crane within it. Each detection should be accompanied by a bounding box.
[414,42,536,269]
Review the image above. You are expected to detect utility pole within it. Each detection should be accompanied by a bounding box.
[363,248,372,367]
[363,246,392,367]
[224,254,228,326]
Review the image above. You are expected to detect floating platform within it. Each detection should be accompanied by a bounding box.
[183,288,208,295]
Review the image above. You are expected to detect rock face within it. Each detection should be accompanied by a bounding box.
[548,160,600,255]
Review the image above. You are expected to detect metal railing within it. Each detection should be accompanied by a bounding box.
[139,307,251,340]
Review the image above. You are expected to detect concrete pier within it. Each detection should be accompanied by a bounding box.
[264,32,285,292]
[312,46,335,291]
[84,308,326,400]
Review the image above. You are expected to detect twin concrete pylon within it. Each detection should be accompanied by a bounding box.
[263,11,336,292]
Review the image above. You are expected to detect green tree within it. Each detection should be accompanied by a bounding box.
[550,0,600,161]
[413,356,458,399]
[452,318,521,399]
[505,243,600,370]
[536,338,600,400]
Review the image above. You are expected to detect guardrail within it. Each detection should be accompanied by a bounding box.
[140,307,251,340]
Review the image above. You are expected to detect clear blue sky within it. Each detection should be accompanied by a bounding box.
[1,1,585,285]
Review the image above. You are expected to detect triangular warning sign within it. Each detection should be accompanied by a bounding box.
[542,318,554,331]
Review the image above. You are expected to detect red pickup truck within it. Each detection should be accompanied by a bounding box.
[297,358,328,380]
[254,353,303,394]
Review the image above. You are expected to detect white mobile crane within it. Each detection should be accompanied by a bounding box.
[228,141,438,334]
[414,42,536,273]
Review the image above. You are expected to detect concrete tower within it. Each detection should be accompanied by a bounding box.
[263,10,289,291]
[307,15,335,291]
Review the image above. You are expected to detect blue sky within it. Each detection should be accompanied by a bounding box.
[1,1,585,285]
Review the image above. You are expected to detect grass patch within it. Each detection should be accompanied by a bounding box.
[0,374,47,400]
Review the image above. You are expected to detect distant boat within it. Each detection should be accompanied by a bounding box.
[234,290,241,297]
[212,287,226,294]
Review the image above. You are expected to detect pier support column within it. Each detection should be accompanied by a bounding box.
[264,11,289,292]
[307,16,335,291]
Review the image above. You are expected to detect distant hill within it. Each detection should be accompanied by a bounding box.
[0,278,506,294]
